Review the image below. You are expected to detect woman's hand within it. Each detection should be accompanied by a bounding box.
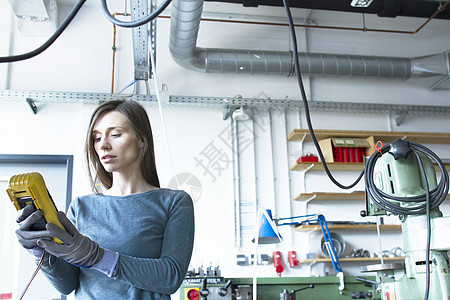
[15,204,52,250]
[37,211,104,268]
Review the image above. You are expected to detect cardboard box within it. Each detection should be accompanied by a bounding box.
[318,136,375,163]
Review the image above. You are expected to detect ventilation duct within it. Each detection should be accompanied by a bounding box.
[409,52,450,89]
[169,0,450,90]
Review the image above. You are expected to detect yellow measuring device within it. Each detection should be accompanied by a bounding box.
[6,172,65,244]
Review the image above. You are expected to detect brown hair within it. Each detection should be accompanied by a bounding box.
[85,100,160,193]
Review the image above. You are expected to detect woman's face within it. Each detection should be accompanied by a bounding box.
[92,111,141,176]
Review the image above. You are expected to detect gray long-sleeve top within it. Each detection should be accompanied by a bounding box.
[39,188,195,299]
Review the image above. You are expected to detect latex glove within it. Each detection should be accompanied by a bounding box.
[37,211,104,268]
[15,204,53,250]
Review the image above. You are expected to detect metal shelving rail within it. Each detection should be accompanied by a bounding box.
[2,89,450,117]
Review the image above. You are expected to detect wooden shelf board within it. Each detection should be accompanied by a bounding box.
[294,192,450,201]
[288,129,450,144]
[295,224,401,231]
[291,162,364,171]
[298,257,404,264]
[290,162,450,172]
[294,192,365,201]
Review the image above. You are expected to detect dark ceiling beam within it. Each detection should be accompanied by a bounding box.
[203,0,450,20]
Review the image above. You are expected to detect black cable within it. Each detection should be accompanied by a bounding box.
[281,0,364,190]
[0,0,86,63]
[415,150,431,300]
[100,0,172,28]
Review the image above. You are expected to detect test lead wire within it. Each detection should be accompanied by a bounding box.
[20,250,46,300]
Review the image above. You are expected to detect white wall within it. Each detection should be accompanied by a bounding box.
[1,0,450,291]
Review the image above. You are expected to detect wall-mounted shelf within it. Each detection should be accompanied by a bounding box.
[295,224,401,232]
[294,192,365,201]
[298,257,404,264]
[290,161,450,172]
[291,162,364,171]
[288,129,449,276]
[288,129,450,144]
[289,129,450,171]
[295,192,449,201]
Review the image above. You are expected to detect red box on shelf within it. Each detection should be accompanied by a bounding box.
[296,154,318,163]
[332,146,366,163]
[319,137,373,163]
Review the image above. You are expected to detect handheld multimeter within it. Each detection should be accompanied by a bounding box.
[6,172,65,244]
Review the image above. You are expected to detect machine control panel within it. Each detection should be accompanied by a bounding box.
[184,280,234,300]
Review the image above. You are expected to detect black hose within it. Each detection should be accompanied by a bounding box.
[100,0,172,28]
[364,141,448,215]
[281,0,364,189]
[0,0,86,63]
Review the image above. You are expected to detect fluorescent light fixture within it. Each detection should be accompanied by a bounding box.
[350,0,374,8]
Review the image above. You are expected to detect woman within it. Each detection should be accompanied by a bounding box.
[15,100,195,299]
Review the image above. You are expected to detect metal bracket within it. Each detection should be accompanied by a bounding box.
[26,98,37,114]
[305,163,315,172]
[304,194,317,205]
[223,104,247,120]
[395,111,408,126]
[299,133,307,143]
[223,105,236,120]
[131,0,157,81]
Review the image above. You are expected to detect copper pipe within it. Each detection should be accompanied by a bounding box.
[413,0,450,34]
[158,1,449,35]
[111,22,117,94]
[111,12,129,94]
[157,14,413,34]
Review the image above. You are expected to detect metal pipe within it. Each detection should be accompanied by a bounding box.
[160,14,420,34]
[111,21,118,94]
[4,14,15,89]
[283,109,295,244]
[111,12,129,94]
[251,115,259,238]
[203,49,411,78]
[412,0,450,34]
[231,117,242,248]
[170,0,412,77]
[169,0,450,89]
[268,110,277,218]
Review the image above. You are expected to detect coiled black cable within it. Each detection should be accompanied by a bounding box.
[365,140,449,215]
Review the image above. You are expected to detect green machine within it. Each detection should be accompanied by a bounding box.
[361,139,450,300]
[179,276,380,300]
